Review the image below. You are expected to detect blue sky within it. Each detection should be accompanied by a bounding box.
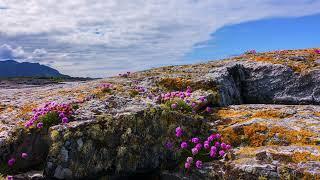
[0,0,320,77]
[185,13,320,63]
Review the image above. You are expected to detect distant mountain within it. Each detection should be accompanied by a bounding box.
[0,60,69,77]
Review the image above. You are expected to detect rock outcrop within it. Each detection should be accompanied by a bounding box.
[0,48,320,179]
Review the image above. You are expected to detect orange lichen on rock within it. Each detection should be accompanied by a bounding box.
[243,123,268,147]
[251,110,292,119]
[292,151,320,163]
[268,126,316,145]
[314,112,320,117]
[217,108,251,119]
[158,77,191,90]
[16,103,37,119]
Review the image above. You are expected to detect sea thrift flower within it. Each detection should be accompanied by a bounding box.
[191,137,200,144]
[214,142,220,147]
[37,122,43,129]
[221,143,227,150]
[219,150,225,157]
[195,160,202,169]
[226,144,231,150]
[315,49,320,54]
[7,176,13,180]
[210,150,216,158]
[215,133,221,139]
[185,162,191,169]
[175,127,183,137]
[165,141,173,149]
[181,142,188,149]
[7,158,15,167]
[191,102,196,108]
[199,96,206,102]
[204,141,210,149]
[171,103,177,109]
[62,117,69,123]
[211,146,217,152]
[195,143,202,150]
[206,107,212,113]
[192,148,199,155]
[186,157,193,163]
[21,153,28,159]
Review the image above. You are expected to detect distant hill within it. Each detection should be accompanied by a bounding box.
[0,60,69,77]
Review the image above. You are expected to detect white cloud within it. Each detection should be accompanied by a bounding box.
[0,44,50,62]
[0,0,319,77]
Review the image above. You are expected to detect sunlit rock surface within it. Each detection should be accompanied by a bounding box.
[0,48,320,179]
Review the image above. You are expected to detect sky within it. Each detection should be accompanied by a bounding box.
[0,0,320,77]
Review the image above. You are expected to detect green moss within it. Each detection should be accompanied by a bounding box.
[40,111,60,128]
[50,130,60,141]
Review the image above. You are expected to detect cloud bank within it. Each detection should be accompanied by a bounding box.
[0,0,319,77]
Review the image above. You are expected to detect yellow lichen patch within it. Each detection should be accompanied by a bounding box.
[158,77,191,90]
[268,126,316,145]
[243,123,268,147]
[251,110,292,119]
[217,109,251,119]
[291,151,320,163]
[16,103,37,119]
[218,126,239,145]
[314,112,320,117]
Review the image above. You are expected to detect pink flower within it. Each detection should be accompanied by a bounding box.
[59,113,65,118]
[204,142,210,149]
[192,148,199,155]
[219,150,225,157]
[176,127,182,133]
[221,143,227,149]
[176,131,182,137]
[171,103,177,109]
[199,97,206,102]
[185,162,191,169]
[207,135,214,142]
[315,49,320,54]
[175,127,183,137]
[206,107,212,113]
[62,117,69,123]
[215,134,221,139]
[37,122,43,129]
[7,176,13,180]
[165,141,173,149]
[226,144,231,150]
[210,150,216,158]
[191,102,196,108]
[191,137,200,144]
[195,143,202,151]
[186,157,193,163]
[214,142,220,147]
[195,160,202,169]
[21,152,28,159]
[211,146,217,152]
[7,158,15,167]
[181,142,188,149]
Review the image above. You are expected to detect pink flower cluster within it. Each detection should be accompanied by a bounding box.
[315,49,320,54]
[100,83,113,89]
[24,102,73,128]
[134,86,147,93]
[245,50,257,54]
[172,127,232,170]
[7,152,28,167]
[119,71,131,78]
[159,87,213,114]
[160,86,192,102]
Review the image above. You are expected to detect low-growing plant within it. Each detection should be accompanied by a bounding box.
[166,127,232,171]
[24,102,74,129]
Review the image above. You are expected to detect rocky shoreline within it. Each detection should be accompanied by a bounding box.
[0,48,320,179]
